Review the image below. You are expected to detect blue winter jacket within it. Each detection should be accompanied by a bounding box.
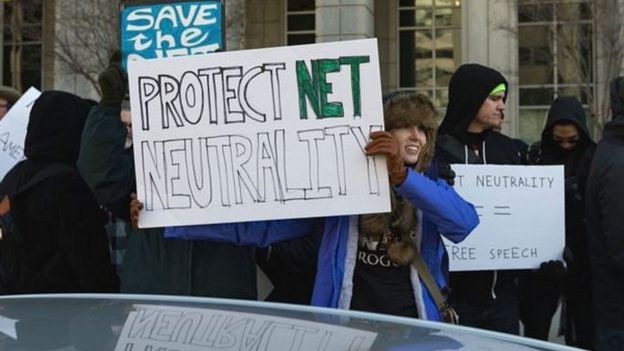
[165,168,478,321]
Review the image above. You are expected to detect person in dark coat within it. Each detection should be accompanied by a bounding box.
[586,76,624,351]
[435,63,524,335]
[78,55,257,299]
[0,90,119,293]
[520,96,595,348]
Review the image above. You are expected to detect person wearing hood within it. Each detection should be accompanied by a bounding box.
[0,90,119,293]
[154,92,479,321]
[586,76,624,351]
[435,63,524,334]
[520,96,595,348]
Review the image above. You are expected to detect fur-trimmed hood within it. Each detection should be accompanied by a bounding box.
[383,92,438,172]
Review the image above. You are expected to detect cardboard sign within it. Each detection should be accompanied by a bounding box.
[127,39,390,228]
[445,164,565,271]
[0,88,41,180]
[121,0,224,67]
[114,304,377,351]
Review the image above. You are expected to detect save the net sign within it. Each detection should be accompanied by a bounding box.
[127,39,390,228]
[121,0,223,66]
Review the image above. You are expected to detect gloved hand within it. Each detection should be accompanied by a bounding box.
[98,51,128,108]
[365,131,406,185]
[538,260,567,291]
[437,160,455,186]
[129,193,143,230]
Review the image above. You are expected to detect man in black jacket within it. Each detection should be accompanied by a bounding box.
[0,91,119,293]
[436,63,524,334]
[586,76,624,351]
[521,96,595,348]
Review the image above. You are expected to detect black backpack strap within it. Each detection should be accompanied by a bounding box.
[0,163,74,217]
[12,163,75,198]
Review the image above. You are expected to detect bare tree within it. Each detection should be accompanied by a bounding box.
[593,0,624,135]
[54,0,121,96]
[503,0,624,138]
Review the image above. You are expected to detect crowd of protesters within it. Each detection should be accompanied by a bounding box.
[0,53,622,351]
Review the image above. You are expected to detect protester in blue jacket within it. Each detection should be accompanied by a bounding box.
[147,93,478,321]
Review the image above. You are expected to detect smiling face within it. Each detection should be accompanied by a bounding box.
[389,125,428,166]
[469,91,506,133]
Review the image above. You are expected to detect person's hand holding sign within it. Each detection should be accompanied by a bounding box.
[365,131,407,186]
[130,193,143,230]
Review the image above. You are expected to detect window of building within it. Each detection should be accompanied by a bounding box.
[517,0,594,143]
[397,0,461,110]
[286,0,315,45]
[2,0,43,91]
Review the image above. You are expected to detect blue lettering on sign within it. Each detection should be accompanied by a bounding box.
[121,1,223,67]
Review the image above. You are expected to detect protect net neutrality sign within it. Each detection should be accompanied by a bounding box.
[445,164,565,271]
[121,0,223,66]
[127,39,390,228]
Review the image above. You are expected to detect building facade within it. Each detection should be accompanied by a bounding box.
[1,0,621,143]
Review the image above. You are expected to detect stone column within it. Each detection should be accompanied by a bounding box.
[316,0,375,43]
[462,0,519,137]
[225,0,245,50]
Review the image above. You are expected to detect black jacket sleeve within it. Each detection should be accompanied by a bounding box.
[596,157,624,269]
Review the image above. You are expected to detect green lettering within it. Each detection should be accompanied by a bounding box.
[339,56,369,117]
[317,59,343,118]
[296,60,320,119]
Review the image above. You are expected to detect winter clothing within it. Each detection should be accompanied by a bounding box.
[256,227,323,304]
[366,131,407,185]
[312,168,478,321]
[520,96,595,348]
[76,97,257,298]
[438,63,508,144]
[98,51,127,108]
[167,92,478,319]
[77,104,134,221]
[586,77,624,350]
[0,91,119,293]
[435,63,523,334]
[167,167,478,321]
[121,230,258,298]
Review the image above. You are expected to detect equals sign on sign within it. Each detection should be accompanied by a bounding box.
[493,206,511,216]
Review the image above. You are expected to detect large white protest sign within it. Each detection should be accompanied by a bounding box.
[128,39,390,228]
[444,164,565,271]
[0,88,41,180]
[114,304,377,351]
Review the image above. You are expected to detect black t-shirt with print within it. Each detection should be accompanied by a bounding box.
[350,231,419,318]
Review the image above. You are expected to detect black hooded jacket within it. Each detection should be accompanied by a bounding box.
[0,91,119,293]
[436,64,524,304]
[534,97,595,281]
[436,64,523,165]
[586,77,624,327]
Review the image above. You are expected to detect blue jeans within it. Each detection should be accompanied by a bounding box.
[596,324,624,351]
